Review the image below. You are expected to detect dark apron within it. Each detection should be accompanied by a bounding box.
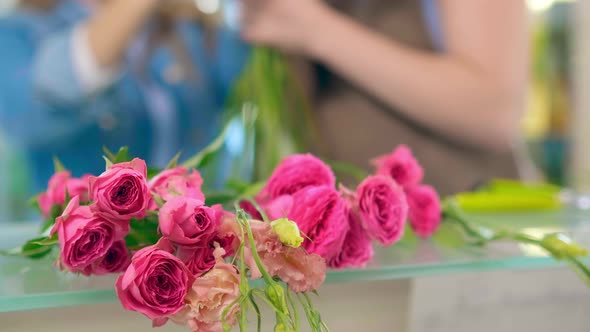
[313,0,520,195]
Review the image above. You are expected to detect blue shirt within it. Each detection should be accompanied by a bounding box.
[0,1,250,193]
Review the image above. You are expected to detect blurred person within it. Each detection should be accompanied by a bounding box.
[0,0,248,193]
[241,0,532,195]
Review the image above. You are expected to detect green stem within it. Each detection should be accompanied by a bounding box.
[286,288,300,332]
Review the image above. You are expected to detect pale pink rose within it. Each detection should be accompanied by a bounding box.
[170,260,241,332]
[257,154,335,201]
[149,167,204,203]
[116,238,194,324]
[356,175,408,246]
[245,220,327,292]
[89,158,152,221]
[51,196,128,275]
[86,240,131,275]
[158,197,219,248]
[38,172,92,217]
[328,207,374,269]
[405,185,442,238]
[372,145,424,188]
[265,186,348,261]
[176,246,216,277]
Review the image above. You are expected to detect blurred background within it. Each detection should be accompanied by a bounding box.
[0,0,581,222]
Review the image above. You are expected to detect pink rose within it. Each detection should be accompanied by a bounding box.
[38,172,92,217]
[149,167,204,203]
[116,239,194,324]
[89,158,152,221]
[177,246,215,277]
[356,175,408,246]
[328,208,374,269]
[257,154,335,201]
[87,240,131,275]
[51,196,128,275]
[245,220,326,292]
[265,186,348,260]
[372,145,424,188]
[158,197,219,247]
[406,185,442,238]
[171,260,240,332]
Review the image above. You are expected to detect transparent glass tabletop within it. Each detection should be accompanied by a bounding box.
[2,208,589,313]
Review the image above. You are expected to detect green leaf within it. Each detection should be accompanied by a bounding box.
[29,195,41,212]
[53,156,66,173]
[103,156,113,170]
[147,167,161,180]
[112,146,131,163]
[31,234,58,246]
[40,217,56,235]
[125,218,160,249]
[165,151,183,169]
[49,204,63,220]
[5,236,58,259]
[205,192,238,206]
[102,146,116,162]
[181,124,228,169]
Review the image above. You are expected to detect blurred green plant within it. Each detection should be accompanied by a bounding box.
[226,47,316,180]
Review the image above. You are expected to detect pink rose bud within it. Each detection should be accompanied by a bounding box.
[257,154,335,201]
[329,208,374,270]
[51,196,129,275]
[176,246,216,277]
[158,197,219,248]
[38,172,92,217]
[406,185,442,238]
[356,175,408,246]
[149,167,205,203]
[89,158,152,221]
[116,239,194,324]
[372,145,424,188]
[283,186,348,260]
[88,240,131,276]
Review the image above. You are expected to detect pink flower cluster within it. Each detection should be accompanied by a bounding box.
[38,145,441,331]
[248,147,442,270]
[41,157,327,332]
[372,145,442,237]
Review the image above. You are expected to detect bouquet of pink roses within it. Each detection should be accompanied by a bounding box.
[6,128,590,331]
[6,139,447,332]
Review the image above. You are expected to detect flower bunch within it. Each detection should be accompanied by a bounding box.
[243,147,442,270]
[27,149,330,332]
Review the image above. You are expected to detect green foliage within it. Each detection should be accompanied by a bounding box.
[226,48,315,180]
[103,146,132,165]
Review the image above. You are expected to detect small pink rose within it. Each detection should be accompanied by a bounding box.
[38,172,92,217]
[177,246,215,277]
[116,239,193,324]
[372,145,424,188]
[158,197,219,248]
[257,154,335,201]
[328,208,374,269]
[38,171,70,216]
[170,260,240,332]
[89,158,152,221]
[87,240,131,276]
[356,175,408,246]
[406,185,442,238]
[149,167,204,203]
[51,196,128,275]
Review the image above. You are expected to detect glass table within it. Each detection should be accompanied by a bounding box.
[1,208,589,313]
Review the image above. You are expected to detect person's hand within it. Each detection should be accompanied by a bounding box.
[240,0,337,55]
